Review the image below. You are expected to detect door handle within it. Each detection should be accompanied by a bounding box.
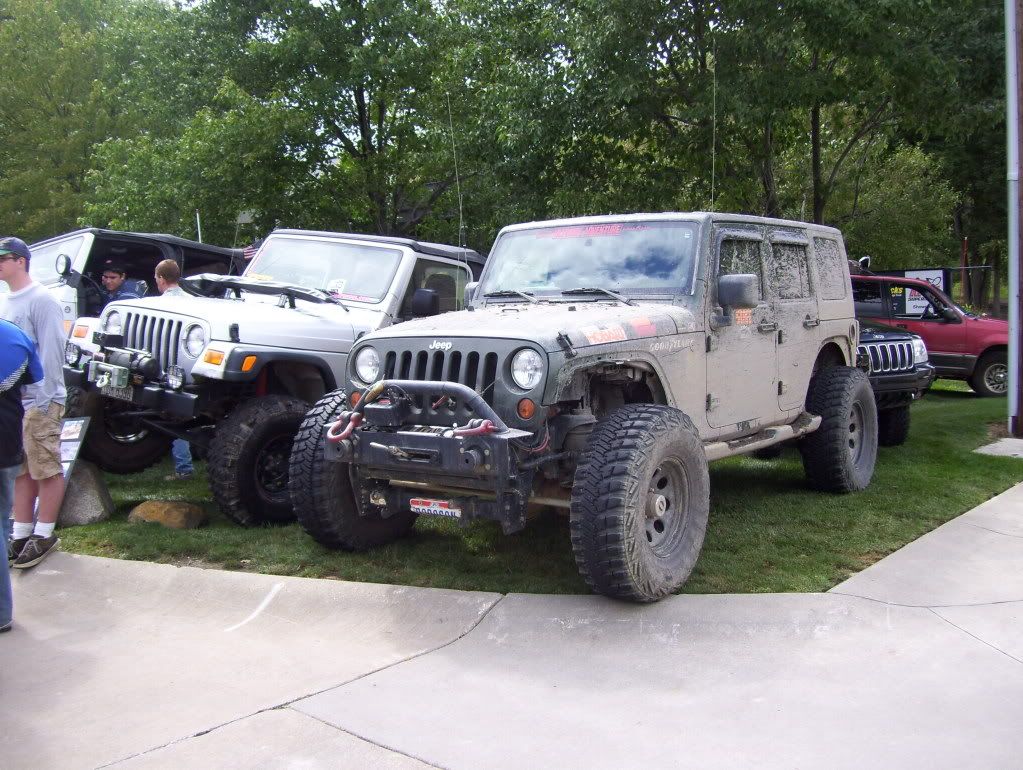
[757,320,778,333]
[803,316,820,328]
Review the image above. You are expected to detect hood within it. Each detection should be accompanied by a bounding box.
[105,294,386,352]
[858,320,915,342]
[364,301,696,352]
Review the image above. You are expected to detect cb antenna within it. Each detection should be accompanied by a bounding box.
[710,34,717,212]
[446,91,466,250]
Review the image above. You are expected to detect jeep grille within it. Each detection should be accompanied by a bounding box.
[122,311,184,371]
[383,349,500,407]
[858,341,914,374]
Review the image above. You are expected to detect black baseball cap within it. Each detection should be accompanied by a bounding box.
[0,236,31,259]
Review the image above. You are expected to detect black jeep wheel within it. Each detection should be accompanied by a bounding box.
[877,405,911,447]
[969,351,1008,397]
[800,367,878,492]
[289,389,417,550]
[208,395,309,526]
[68,387,172,474]
[570,404,710,603]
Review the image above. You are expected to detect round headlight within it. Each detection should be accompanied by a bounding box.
[354,346,380,384]
[511,348,544,390]
[184,325,206,358]
[911,336,928,364]
[103,310,122,334]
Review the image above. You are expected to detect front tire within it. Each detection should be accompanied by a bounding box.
[69,387,172,474]
[208,395,310,526]
[969,351,1008,397]
[801,367,878,492]
[570,404,710,602]
[289,389,417,550]
[877,405,911,447]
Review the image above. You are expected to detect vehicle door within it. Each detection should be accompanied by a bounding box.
[765,231,818,411]
[397,256,474,321]
[22,233,93,333]
[706,229,781,429]
[887,280,967,369]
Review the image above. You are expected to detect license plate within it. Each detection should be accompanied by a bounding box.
[102,383,135,402]
[410,497,461,518]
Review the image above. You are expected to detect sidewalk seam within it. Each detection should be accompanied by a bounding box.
[97,594,505,769]
[828,590,1023,610]
[962,521,1023,540]
[926,607,1023,667]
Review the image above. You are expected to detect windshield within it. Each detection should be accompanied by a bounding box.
[480,221,698,298]
[243,236,402,302]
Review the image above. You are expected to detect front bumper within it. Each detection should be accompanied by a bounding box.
[868,362,936,409]
[63,364,199,419]
[326,380,537,533]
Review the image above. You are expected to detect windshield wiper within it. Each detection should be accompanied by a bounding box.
[561,287,636,306]
[483,289,538,304]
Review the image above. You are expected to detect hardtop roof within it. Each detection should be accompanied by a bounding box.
[497,212,843,239]
[272,228,484,265]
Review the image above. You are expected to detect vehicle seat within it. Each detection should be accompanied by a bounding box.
[423,273,457,312]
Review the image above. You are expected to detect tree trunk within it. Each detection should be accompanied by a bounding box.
[761,119,781,217]
[811,102,823,224]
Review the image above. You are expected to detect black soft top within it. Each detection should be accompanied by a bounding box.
[32,227,242,259]
[272,228,484,266]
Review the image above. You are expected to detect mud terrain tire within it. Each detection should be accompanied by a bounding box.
[68,386,172,474]
[208,395,309,526]
[570,404,710,602]
[289,389,417,549]
[969,351,1008,397]
[801,367,878,492]
[877,405,911,447]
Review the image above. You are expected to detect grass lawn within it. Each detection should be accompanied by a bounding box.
[61,380,1022,595]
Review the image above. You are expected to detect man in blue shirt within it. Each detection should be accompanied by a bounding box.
[99,261,144,307]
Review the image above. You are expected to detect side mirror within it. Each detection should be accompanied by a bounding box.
[858,256,871,271]
[55,254,72,276]
[717,274,759,309]
[942,307,960,323]
[408,288,440,317]
[463,281,479,305]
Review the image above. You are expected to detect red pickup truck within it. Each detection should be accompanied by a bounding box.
[851,274,1008,396]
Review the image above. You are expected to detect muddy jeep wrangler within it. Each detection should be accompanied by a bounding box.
[290,213,877,601]
[63,229,484,525]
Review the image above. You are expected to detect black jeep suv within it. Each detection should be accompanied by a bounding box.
[858,320,934,446]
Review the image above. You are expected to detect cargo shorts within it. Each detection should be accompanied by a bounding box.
[22,402,64,480]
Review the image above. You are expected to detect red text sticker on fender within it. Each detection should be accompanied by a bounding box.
[629,317,658,337]
[410,498,462,518]
[581,324,628,344]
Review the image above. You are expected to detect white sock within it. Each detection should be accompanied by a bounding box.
[33,521,55,538]
[12,522,33,540]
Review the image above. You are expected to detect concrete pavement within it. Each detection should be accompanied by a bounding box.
[3,484,1022,769]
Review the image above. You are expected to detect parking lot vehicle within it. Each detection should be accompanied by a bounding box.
[858,321,934,446]
[851,273,1008,396]
[64,229,484,525]
[290,213,878,602]
[0,228,241,332]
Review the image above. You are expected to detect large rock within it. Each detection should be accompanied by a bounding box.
[58,461,115,527]
[129,500,207,530]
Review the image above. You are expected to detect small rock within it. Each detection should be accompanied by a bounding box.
[129,500,207,529]
[58,461,115,527]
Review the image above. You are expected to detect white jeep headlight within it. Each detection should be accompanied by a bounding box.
[354,346,380,384]
[184,325,206,358]
[103,310,122,334]
[911,336,928,364]
[511,348,544,390]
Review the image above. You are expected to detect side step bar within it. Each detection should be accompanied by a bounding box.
[703,412,821,462]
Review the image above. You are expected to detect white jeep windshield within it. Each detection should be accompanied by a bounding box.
[244,236,402,302]
[480,221,698,298]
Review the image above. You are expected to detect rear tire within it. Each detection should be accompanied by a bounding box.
[570,404,710,602]
[289,389,417,550]
[208,395,309,526]
[969,351,1008,397]
[877,405,911,447]
[801,367,878,492]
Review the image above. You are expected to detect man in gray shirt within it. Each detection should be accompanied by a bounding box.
[154,259,194,480]
[0,236,67,568]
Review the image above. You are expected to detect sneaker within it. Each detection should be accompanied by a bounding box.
[7,537,29,565]
[12,534,60,570]
[163,471,194,481]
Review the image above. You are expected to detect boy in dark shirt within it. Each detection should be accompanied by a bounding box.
[0,318,43,632]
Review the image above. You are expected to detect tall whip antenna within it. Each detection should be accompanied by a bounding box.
[711,35,717,211]
[446,91,466,249]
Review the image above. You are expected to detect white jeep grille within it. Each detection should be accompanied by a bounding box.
[122,311,184,371]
